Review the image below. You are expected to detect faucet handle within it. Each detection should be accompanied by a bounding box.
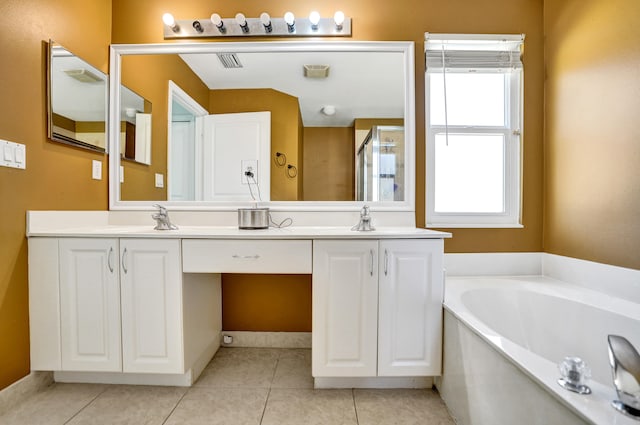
[153,204,168,216]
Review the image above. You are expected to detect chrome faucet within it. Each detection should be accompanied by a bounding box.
[152,204,178,230]
[351,205,375,231]
[608,335,640,419]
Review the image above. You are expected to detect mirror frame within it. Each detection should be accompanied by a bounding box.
[109,41,415,212]
[47,40,108,153]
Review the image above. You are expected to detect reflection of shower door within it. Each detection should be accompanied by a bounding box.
[202,111,271,201]
[356,126,404,202]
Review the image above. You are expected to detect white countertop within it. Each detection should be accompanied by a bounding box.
[27,225,451,239]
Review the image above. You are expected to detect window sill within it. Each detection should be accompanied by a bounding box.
[426,223,524,229]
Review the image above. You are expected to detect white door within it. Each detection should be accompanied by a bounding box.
[312,240,378,377]
[202,112,271,201]
[169,119,196,201]
[59,238,121,372]
[377,239,444,376]
[120,239,184,373]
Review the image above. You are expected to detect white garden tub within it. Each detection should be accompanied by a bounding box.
[439,276,640,425]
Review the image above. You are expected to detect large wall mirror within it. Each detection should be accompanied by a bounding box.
[108,41,415,211]
[48,40,108,152]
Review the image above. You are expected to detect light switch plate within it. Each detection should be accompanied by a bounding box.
[92,160,102,180]
[0,139,26,169]
[155,173,164,188]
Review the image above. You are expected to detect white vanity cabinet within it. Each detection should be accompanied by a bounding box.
[312,239,444,378]
[40,238,184,375]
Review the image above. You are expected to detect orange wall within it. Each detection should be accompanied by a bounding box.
[543,0,640,269]
[120,54,210,201]
[0,0,111,390]
[303,127,354,201]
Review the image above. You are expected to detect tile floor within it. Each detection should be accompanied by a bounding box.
[0,348,455,425]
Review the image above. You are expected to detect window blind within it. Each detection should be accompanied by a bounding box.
[425,33,524,71]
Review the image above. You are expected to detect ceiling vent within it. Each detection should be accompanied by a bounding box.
[303,64,330,78]
[63,68,103,83]
[217,53,243,68]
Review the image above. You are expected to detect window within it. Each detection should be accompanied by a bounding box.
[425,34,524,227]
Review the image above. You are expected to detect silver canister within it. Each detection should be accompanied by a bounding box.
[238,208,269,229]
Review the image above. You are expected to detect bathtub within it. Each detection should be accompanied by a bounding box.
[438,276,640,425]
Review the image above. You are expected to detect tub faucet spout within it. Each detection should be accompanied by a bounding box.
[608,335,640,419]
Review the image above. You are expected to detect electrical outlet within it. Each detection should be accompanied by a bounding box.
[241,160,258,184]
[155,173,164,188]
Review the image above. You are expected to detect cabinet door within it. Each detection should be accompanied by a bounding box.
[120,239,184,373]
[378,239,444,376]
[59,238,121,372]
[312,240,378,377]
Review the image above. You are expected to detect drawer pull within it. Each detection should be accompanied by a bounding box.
[232,254,261,259]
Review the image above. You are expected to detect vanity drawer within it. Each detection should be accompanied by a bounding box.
[182,239,312,273]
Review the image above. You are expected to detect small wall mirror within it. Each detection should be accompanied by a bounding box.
[47,40,108,152]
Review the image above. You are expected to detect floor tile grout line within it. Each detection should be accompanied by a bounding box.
[352,388,360,425]
[160,388,189,425]
[63,384,110,424]
[258,387,272,425]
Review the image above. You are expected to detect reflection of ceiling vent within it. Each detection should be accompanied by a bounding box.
[304,64,330,78]
[217,53,243,68]
[64,68,103,83]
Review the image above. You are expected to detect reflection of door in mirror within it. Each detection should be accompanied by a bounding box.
[356,125,405,202]
[120,85,152,165]
[47,41,107,152]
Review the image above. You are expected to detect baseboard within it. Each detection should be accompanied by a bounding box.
[0,371,53,416]
[221,331,311,348]
[314,376,433,389]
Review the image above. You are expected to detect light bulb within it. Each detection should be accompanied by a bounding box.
[309,11,320,29]
[334,11,345,30]
[284,12,295,32]
[235,13,247,26]
[210,13,223,28]
[284,12,295,25]
[235,13,249,33]
[260,12,272,33]
[162,13,175,26]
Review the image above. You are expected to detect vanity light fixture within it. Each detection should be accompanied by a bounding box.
[162,11,351,38]
[235,13,249,33]
[260,12,273,33]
